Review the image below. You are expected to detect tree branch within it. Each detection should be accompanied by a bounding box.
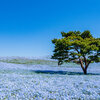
[85,60,91,70]
[79,58,85,71]
[83,55,87,67]
[75,47,80,54]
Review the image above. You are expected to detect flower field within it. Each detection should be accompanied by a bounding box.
[0,57,100,100]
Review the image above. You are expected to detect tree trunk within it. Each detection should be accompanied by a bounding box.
[79,59,85,74]
[79,58,91,75]
[79,59,88,75]
[83,69,87,74]
[84,61,91,75]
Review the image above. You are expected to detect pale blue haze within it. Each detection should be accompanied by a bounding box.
[0,0,100,56]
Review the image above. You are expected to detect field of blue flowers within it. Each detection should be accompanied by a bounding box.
[0,57,100,100]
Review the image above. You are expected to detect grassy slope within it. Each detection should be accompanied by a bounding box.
[0,58,57,65]
[0,57,78,68]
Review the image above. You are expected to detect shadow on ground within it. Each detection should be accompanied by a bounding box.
[30,70,100,75]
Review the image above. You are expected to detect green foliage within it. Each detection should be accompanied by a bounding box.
[52,30,100,71]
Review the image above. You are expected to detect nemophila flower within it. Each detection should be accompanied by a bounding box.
[0,62,100,99]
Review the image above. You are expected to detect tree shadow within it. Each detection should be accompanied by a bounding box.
[30,70,100,75]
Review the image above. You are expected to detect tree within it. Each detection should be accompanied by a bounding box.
[52,30,100,74]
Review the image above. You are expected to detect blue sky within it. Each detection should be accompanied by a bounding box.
[0,0,100,57]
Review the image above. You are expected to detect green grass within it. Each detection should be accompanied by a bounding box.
[0,57,78,68]
[0,58,58,65]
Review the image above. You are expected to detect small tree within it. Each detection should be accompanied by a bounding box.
[52,30,100,74]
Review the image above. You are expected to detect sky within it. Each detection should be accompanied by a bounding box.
[0,0,100,57]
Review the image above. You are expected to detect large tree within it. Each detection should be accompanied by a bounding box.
[52,30,100,74]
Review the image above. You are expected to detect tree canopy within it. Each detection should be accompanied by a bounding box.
[52,30,100,74]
